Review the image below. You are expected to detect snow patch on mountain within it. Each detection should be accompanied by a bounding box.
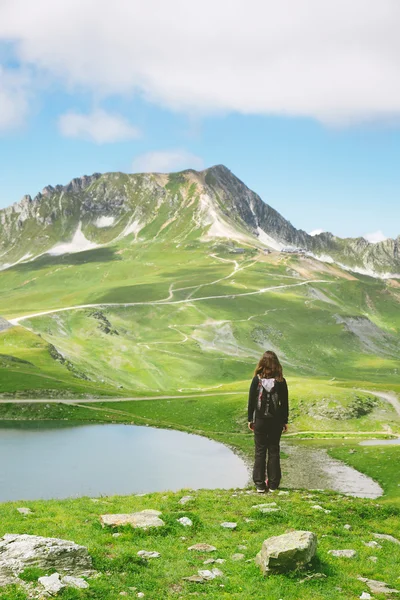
[95,216,115,228]
[48,222,98,256]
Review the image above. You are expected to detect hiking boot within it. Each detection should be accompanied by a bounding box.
[256,486,266,493]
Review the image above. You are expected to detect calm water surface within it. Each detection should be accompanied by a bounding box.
[0,421,249,502]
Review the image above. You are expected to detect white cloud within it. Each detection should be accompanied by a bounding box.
[0,66,29,132]
[363,230,388,243]
[1,1,400,124]
[309,229,325,237]
[132,150,204,173]
[58,109,140,143]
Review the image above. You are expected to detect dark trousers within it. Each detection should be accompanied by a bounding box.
[253,418,282,489]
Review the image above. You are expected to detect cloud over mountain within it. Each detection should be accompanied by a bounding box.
[1,0,400,125]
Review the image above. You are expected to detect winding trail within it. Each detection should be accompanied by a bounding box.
[8,278,332,326]
[359,389,400,417]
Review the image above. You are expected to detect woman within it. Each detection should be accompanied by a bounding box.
[247,351,289,493]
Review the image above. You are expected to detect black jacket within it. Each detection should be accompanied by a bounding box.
[247,376,289,424]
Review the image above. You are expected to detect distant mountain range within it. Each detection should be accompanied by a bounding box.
[0,165,399,278]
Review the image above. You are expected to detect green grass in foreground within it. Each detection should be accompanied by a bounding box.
[0,468,399,599]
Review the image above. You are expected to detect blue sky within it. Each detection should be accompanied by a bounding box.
[1,0,400,241]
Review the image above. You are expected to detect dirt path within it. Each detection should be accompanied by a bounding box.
[360,389,400,417]
[0,391,244,404]
[8,278,332,326]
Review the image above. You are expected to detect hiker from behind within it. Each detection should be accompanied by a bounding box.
[247,351,289,493]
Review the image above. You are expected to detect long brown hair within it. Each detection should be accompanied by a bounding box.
[254,350,283,381]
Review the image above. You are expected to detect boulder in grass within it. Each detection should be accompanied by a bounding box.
[0,534,93,587]
[100,510,164,529]
[255,531,317,575]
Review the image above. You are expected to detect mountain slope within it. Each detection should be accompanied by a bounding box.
[0,165,399,277]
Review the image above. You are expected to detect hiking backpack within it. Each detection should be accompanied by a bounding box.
[256,377,280,419]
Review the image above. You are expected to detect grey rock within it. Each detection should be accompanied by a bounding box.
[343,524,352,530]
[0,534,93,586]
[182,575,205,583]
[368,556,378,563]
[357,576,399,595]
[215,558,225,564]
[16,508,33,516]
[221,522,237,529]
[177,517,193,527]
[360,593,371,600]
[137,551,160,559]
[231,553,245,561]
[38,573,65,595]
[179,496,193,505]
[62,575,89,589]
[363,540,382,549]
[373,533,400,545]
[100,510,164,529]
[198,568,224,580]
[328,549,356,558]
[188,544,217,553]
[256,530,317,575]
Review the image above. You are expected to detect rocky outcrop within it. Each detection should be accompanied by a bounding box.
[0,317,11,332]
[255,530,317,575]
[0,534,93,587]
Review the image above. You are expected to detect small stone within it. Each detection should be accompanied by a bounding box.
[363,540,382,549]
[38,573,65,595]
[188,544,217,552]
[178,517,193,527]
[278,491,289,496]
[203,559,215,565]
[198,568,223,580]
[137,593,145,598]
[368,556,378,563]
[237,545,247,550]
[244,518,254,523]
[373,533,400,545]
[221,522,237,529]
[344,524,352,530]
[215,558,225,564]
[358,576,399,595]
[179,496,193,505]
[137,551,160,559]
[311,505,324,511]
[112,533,121,538]
[231,553,245,561]
[259,507,280,513]
[360,593,371,600]
[328,549,356,558]
[100,510,164,529]
[62,576,89,590]
[16,507,33,515]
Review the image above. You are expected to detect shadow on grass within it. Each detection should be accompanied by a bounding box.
[11,247,122,272]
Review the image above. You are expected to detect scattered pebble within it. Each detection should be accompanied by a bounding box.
[363,541,382,549]
[344,524,352,530]
[278,491,289,496]
[179,496,193,505]
[137,593,145,598]
[16,508,32,515]
[373,533,400,545]
[328,549,356,558]
[368,556,378,563]
[188,543,217,552]
[358,577,399,595]
[198,568,224,580]
[62,576,89,590]
[231,553,245,561]
[137,551,160,559]
[178,517,193,527]
[360,593,371,600]
[112,533,121,538]
[221,522,237,529]
[299,573,327,584]
[237,545,247,550]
